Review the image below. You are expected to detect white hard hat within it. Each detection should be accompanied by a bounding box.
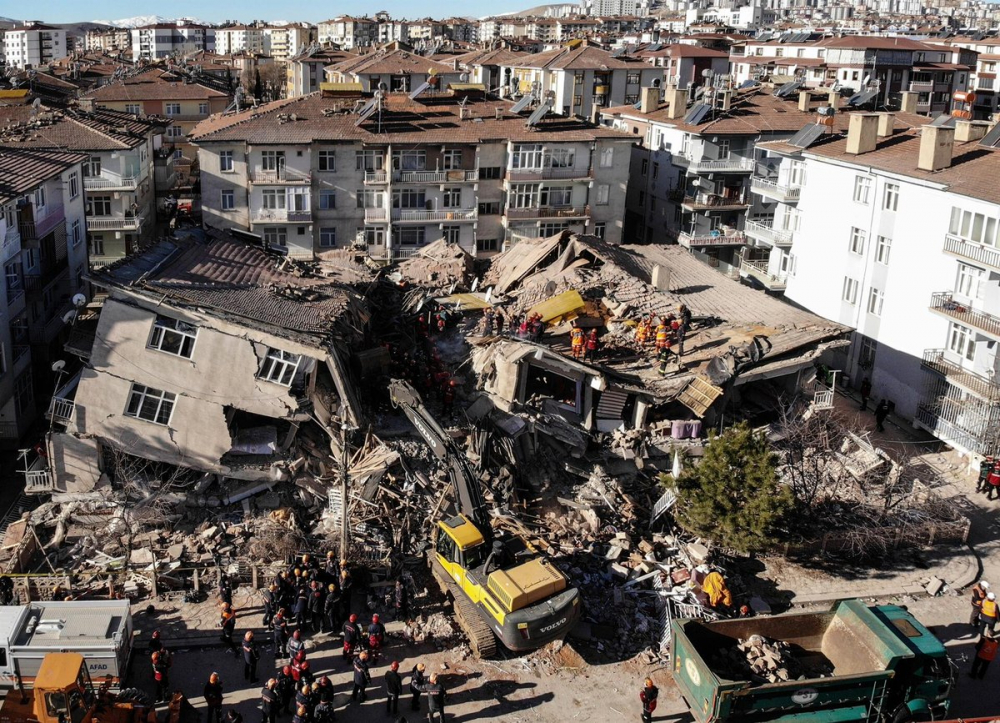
[987,592,995,600]
[983,581,991,589]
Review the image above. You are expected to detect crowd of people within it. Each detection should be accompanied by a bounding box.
[147,553,445,722]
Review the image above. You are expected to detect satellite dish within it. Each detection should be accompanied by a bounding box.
[378,82,388,92]
[702,69,714,78]
[651,78,661,88]
[459,73,469,82]
[72,293,87,308]
[62,310,77,325]
[51,360,66,373]
[32,98,41,108]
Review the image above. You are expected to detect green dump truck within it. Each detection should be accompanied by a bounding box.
[671,599,953,723]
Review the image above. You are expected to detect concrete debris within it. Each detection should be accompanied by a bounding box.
[713,634,833,685]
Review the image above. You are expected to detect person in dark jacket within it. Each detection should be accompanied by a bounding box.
[203,673,224,723]
[385,661,403,716]
[260,679,278,723]
[220,603,238,656]
[859,378,872,411]
[307,581,324,633]
[312,699,334,723]
[152,652,170,703]
[417,674,446,722]
[324,551,338,580]
[339,568,353,621]
[294,683,311,715]
[875,400,889,432]
[640,678,658,723]
[293,588,309,630]
[351,651,371,703]
[277,666,295,714]
[367,614,386,663]
[218,575,233,607]
[242,631,260,683]
[409,663,426,712]
[291,705,308,723]
[263,584,278,629]
[394,580,409,621]
[323,585,339,634]
[343,614,360,660]
[316,676,334,703]
[148,629,163,656]
[273,611,289,659]
[287,629,305,662]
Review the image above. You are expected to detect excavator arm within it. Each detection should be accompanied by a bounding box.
[388,379,492,539]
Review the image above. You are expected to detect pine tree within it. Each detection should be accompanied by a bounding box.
[254,69,263,102]
[673,421,793,553]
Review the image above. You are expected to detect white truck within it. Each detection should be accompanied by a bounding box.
[0,600,132,689]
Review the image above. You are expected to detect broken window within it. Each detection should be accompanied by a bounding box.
[148,316,198,359]
[524,364,581,414]
[125,383,176,426]
[258,348,301,386]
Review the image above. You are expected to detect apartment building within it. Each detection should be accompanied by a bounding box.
[751,115,1000,460]
[286,46,358,98]
[0,148,90,445]
[80,69,230,186]
[324,49,466,93]
[454,47,529,93]
[214,24,314,62]
[3,23,68,70]
[502,43,664,119]
[189,88,632,260]
[633,43,730,88]
[0,107,166,268]
[131,22,215,61]
[317,17,377,50]
[84,28,132,54]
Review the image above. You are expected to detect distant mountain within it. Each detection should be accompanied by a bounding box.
[91,15,208,28]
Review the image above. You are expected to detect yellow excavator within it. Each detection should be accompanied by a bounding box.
[389,379,580,657]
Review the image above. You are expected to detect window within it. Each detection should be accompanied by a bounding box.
[638,190,645,208]
[82,156,100,177]
[717,139,730,159]
[442,225,460,243]
[393,150,426,171]
[221,190,235,211]
[13,369,32,417]
[259,348,301,385]
[875,235,892,265]
[624,94,639,105]
[442,149,462,169]
[125,383,176,425]
[319,190,336,210]
[355,151,384,171]
[34,188,45,209]
[261,151,285,172]
[849,227,866,255]
[23,249,37,272]
[148,316,198,358]
[89,237,104,256]
[842,276,859,304]
[858,336,877,369]
[789,161,806,187]
[476,238,499,253]
[956,262,985,299]
[480,167,501,180]
[949,207,999,247]
[626,72,640,84]
[884,183,899,211]
[652,162,659,180]
[539,222,568,236]
[442,188,462,208]
[198,103,208,115]
[219,151,234,172]
[319,228,337,248]
[318,151,336,172]
[262,190,286,210]
[68,172,79,200]
[511,144,542,170]
[594,222,606,239]
[600,147,614,167]
[87,196,112,216]
[949,322,976,361]
[70,220,81,248]
[393,227,426,246]
[867,288,884,316]
[166,125,182,139]
[125,103,141,114]
[393,189,426,209]
[477,201,500,215]
[263,227,287,247]
[357,190,384,208]
[165,103,181,115]
[596,184,610,205]
[640,158,648,176]
[853,175,871,204]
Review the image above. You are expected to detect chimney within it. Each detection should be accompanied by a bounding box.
[918,125,954,172]
[665,85,688,120]
[798,89,811,112]
[651,264,670,290]
[453,58,461,71]
[899,91,918,114]
[640,85,659,114]
[720,89,732,112]
[827,89,840,111]
[877,112,895,138]
[956,119,989,143]
[846,113,879,155]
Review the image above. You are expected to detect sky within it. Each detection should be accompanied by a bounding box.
[20,0,530,24]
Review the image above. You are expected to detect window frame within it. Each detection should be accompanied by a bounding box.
[220,190,235,211]
[853,175,871,204]
[842,276,859,304]
[849,227,866,255]
[319,227,337,248]
[875,235,891,265]
[318,150,336,172]
[258,348,301,386]
[319,190,337,210]
[948,322,976,362]
[124,383,177,426]
[883,182,899,211]
[867,287,884,317]
[219,151,234,173]
[147,316,198,359]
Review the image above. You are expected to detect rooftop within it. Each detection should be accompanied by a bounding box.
[507,43,651,71]
[326,48,460,78]
[0,147,88,205]
[0,106,166,151]
[81,69,229,103]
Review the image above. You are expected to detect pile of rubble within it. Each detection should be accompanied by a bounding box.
[712,634,832,684]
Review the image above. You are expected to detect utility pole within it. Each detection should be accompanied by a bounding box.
[339,415,350,560]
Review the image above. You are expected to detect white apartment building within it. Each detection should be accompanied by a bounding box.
[317,17,377,50]
[131,23,215,60]
[84,28,132,54]
[214,24,314,62]
[190,89,632,260]
[3,23,68,70]
[761,113,1000,459]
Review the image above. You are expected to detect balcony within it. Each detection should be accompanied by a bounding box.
[3,226,21,264]
[391,208,478,223]
[24,266,69,297]
[977,78,996,92]
[505,205,589,221]
[744,219,795,247]
[364,208,389,223]
[505,166,593,182]
[929,292,1000,341]
[84,172,139,191]
[18,203,65,240]
[87,212,146,232]
[916,400,999,456]
[921,349,1000,401]
[943,233,1000,273]
[909,80,934,92]
[21,454,52,494]
[249,167,312,185]
[364,171,388,185]
[393,169,479,184]
[46,397,76,426]
[12,344,29,370]
[677,230,746,249]
[367,246,420,261]
[90,256,124,269]
[681,193,750,212]
[251,208,312,223]
[677,155,755,174]
[740,257,787,290]
[751,177,801,203]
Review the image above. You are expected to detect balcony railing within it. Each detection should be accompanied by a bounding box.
[682,193,750,211]
[3,226,21,264]
[249,167,312,184]
[930,291,1000,340]
[751,177,802,202]
[46,397,76,425]
[6,286,23,307]
[87,212,146,231]
[677,154,755,173]
[394,169,479,184]
[12,345,29,368]
[251,208,313,223]
[943,233,1000,273]
[84,173,139,191]
[744,219,795,247]
[978,78,996,92]
[740,257,788,290]
[366,246,419,261]
[921,349,1000,401]
[90,256,123,269]
[505,205,589,220]
[916,402,998,456]
[677,231,746,249]
[391,208,478,223]
[364,208,389,223]
[364,171,388,185]
[506,166,592,181]
[18,203,65,240]
[909,80,934,92]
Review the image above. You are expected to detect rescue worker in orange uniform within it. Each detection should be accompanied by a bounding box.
[655,322,670,352]
[635,316,651,346]
[980,592,999,635]
[570,324,585,359]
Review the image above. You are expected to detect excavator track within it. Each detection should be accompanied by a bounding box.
[431,559,498,659]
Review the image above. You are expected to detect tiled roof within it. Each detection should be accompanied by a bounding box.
[452,48,530,66]
[509,44,650,70]
[190,91,633,145]
[0,147,87,205]
[81,69,229,102]
[327,49,458,78]
[0,106,165,151]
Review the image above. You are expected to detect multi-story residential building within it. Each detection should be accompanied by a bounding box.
[502,42,663,119]
[189,89,633,260]
[454,47,529,93]
[3,22,68,70]
[131,22,215,61]
[377,20,410,45]
[754,115,1000,460]
[317,17,377,50]
[84,28,132,54]
[633,43,730,87]
[0,107,166,268]
[286,46,357,98]
[266,24,314,63]
[213,24,313,62]
[0,148,90,445]
[79,69,230,186]
[324,49,466,93]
